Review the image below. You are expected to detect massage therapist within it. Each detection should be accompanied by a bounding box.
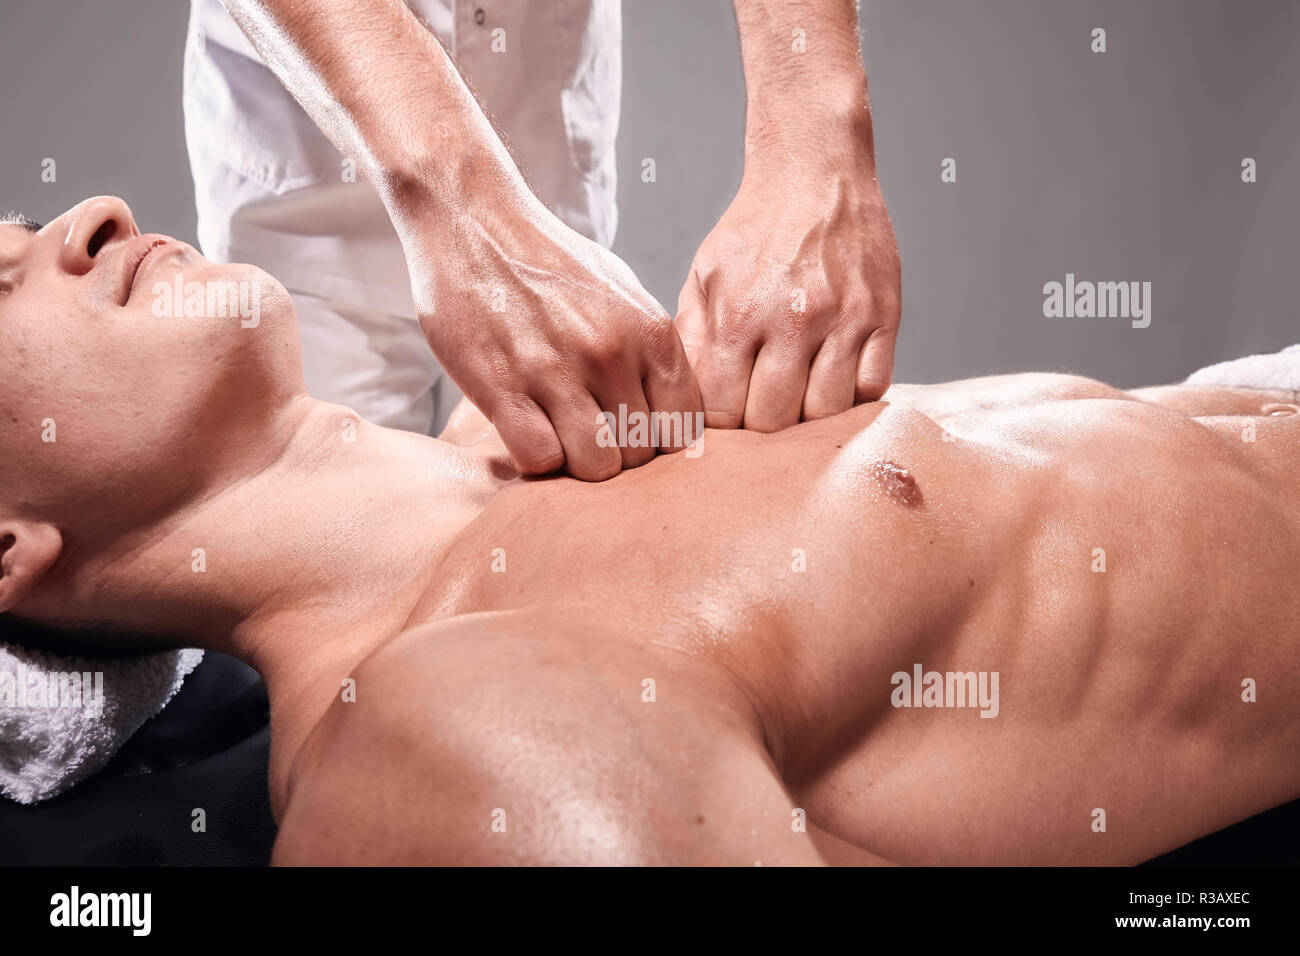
[183,0,901,479]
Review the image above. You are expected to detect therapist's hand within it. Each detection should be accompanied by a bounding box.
[676,0,901,432]
[413,187,702,481]
[675,139,900,432]
[215,0,699,481]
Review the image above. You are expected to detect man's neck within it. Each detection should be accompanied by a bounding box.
[42,397,508,794]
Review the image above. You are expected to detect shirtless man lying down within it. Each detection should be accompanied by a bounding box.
[2,198,1297,865]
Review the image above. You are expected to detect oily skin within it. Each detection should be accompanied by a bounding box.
[4,203,1298,864]
[316,378,1296,865]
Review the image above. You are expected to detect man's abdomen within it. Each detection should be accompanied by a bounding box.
[784,401,1300,864]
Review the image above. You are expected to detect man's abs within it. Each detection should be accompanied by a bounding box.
[386,376,1300,862]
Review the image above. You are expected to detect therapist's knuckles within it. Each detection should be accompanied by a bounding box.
[567,321,635,374]
[635,306,686,359]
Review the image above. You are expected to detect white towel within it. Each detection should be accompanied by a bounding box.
[0,642,203,805]
[1184,344,1300,393]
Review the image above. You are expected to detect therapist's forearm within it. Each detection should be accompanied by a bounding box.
[733,0,874,161]
[218,0,705,485]
[218,0,534,221]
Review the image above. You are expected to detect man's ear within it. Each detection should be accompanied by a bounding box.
[0,520,63,613]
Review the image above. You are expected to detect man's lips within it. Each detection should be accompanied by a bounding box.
[119,235,173,305]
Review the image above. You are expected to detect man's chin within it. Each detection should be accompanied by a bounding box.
[142,261,288,334]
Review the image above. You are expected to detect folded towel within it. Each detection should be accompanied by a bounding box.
[0,641,203,804]
[1184,344,1300,393]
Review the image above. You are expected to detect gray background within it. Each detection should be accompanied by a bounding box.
[1,0,1296,387]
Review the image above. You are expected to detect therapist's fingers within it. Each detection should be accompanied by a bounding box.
[594,379,655,470]
[803,329,863,421]
[538,385,623,482]
[490,394,566,476]
[743,339,812,433]
[641,321,704,455]
[856,326,897,402]
[676,307,754,430]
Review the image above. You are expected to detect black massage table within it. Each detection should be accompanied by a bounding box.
[0,653,275,866]
[1,652,1296,866]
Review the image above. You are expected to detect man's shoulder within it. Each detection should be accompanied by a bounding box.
[280,609,586,799]
[271,614,508,863]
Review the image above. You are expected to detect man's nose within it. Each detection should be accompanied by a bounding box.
[56,196,140,275]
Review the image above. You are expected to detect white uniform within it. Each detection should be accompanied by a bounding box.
[183,0,621,433]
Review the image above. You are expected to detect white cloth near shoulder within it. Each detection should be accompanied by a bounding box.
[0,642,203,805]
[1184,344,1300,393]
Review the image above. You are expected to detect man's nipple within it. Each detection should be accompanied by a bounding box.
[870,459,923,507]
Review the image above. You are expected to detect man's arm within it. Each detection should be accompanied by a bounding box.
[676,0,901,431]
[273,609,857,864]
[219,0,700,480]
